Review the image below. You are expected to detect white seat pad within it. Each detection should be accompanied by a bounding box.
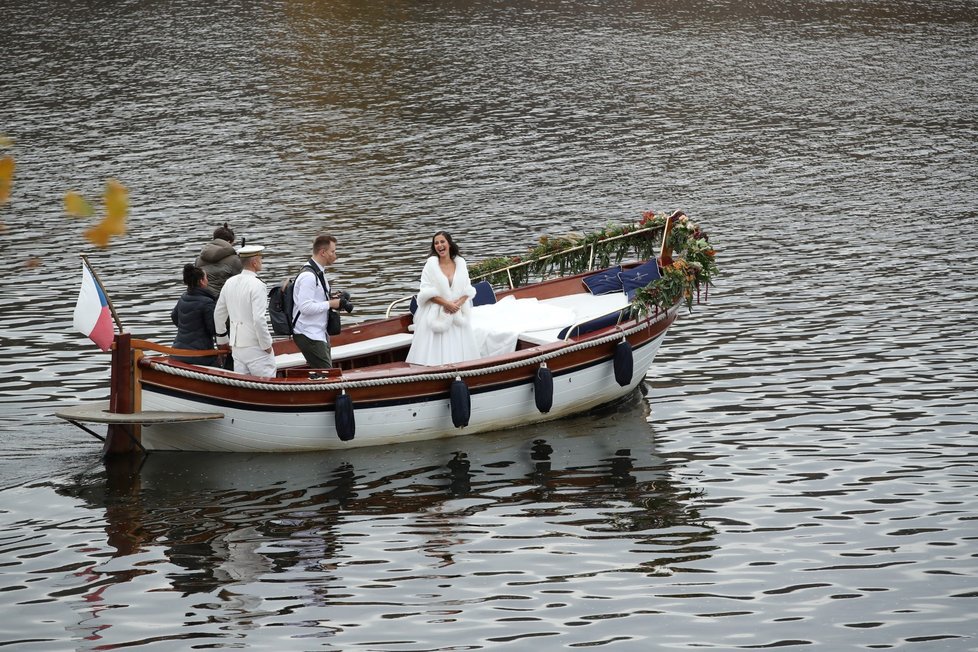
[275,332,414,370]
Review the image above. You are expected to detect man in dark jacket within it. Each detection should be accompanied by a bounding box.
[196,223,242,298]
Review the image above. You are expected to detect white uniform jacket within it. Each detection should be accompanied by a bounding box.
[214,269,273,350]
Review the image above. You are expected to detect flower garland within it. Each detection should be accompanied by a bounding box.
[631,211,718,317]
[468,210,719,317]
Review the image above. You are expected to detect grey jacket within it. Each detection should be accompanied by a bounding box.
[196,239,242,297]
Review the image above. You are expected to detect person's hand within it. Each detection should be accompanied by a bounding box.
[439,297,458,314]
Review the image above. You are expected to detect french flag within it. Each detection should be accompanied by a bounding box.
[73,263,115,351]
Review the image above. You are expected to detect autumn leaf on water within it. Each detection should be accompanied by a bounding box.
[64,191,95,218]
[0,156,14,205]
[101,178,128,235]
[83,224,112,248]
[66,178,130,248]
[0,146,12,234]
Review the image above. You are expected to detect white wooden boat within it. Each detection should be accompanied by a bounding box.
[57,211,717,454]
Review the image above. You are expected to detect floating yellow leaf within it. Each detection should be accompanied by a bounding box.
[104,178,128,222]
[68,177,129,248]
[64,191,95,218]
[100,214,126,237]
[0,135,13,147]
[100,179,128,237]
[0,156,14,204]
[84,224,112,248]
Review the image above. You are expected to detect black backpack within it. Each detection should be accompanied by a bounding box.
[268,263,325,336]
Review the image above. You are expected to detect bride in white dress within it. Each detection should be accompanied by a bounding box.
[405,231,480,366]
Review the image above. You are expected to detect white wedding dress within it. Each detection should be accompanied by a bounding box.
[405,256,480,366]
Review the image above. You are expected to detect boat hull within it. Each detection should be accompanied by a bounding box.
[138,332,666,452]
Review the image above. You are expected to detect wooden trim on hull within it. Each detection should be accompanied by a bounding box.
[142,331,663,414]
[137,311,676,412]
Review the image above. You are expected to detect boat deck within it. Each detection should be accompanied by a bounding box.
[274,291,632,371]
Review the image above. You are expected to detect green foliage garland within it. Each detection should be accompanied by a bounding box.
[469,211,670,285]
[468,210,719,318]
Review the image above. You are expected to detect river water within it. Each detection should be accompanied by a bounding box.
[1,0,977,650]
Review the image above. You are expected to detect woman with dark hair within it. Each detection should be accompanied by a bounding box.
[405,231,479,366]
[171,264,219,366]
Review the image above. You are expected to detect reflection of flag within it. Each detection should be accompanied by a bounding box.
[73,263,114,351]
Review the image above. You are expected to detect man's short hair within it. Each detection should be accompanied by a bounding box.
[313,234,337,253]
[242,254,261,269]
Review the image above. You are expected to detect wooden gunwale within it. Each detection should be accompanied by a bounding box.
[137,308,674,410]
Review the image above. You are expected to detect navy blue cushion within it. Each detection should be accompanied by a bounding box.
[409,295,418,315]
[582,265,623,295]
[472,280,496,307]
[619,260,662,299]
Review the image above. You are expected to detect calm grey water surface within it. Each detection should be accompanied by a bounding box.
[1,0,977,649]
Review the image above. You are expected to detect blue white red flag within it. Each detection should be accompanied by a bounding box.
[73,262,115,351]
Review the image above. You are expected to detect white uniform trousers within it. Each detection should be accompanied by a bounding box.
[232,346,276,378]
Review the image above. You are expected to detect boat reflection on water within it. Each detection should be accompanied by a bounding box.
[57,391,713,602]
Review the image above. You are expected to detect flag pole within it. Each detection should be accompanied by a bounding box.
[80,254,126,333]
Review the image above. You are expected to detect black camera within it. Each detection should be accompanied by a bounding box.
[337,290,354,313]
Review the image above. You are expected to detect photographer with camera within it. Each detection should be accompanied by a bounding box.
[292,234,353,369]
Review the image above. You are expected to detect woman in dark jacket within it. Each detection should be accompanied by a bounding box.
[171,264,219,366]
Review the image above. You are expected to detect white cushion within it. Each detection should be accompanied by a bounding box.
[275,332,414,369]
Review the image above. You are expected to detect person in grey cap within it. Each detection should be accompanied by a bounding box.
[214,245,275,378]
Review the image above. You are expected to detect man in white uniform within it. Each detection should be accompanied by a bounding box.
[214,245,276,378]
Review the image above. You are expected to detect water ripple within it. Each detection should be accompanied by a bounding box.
[2,0,977,649]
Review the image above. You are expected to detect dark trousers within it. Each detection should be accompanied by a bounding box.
[293,333,332,369]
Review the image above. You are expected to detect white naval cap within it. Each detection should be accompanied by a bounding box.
[237,244,265,258]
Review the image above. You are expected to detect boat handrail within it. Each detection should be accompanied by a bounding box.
[128,338,226,358]
[384,295,415,319]
[471,224,664,287]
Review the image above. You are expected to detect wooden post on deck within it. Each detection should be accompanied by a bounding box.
[104,332,141,456]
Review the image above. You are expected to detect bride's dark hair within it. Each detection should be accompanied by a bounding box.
[429,230,460,259]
